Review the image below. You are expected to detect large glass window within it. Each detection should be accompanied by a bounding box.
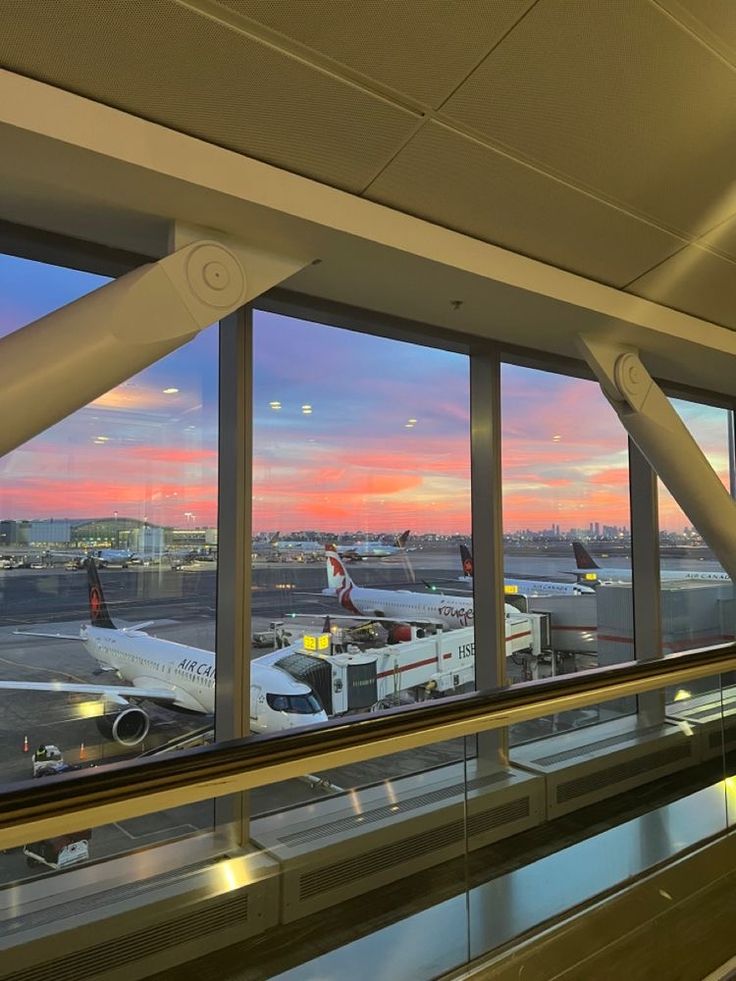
[658,398,736,715]
[1,278,733,975]
[501,363,634,737]
[251,309,472,721]
[0,251,219,808]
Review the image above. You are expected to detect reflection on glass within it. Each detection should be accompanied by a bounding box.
[251,310,473,717]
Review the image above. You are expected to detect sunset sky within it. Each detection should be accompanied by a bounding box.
[0,253,729,533]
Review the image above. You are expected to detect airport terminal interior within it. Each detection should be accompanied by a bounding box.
[1,2,736,980]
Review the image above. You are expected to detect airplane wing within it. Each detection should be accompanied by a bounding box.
[14,629,80,640]
[0,680,178,701]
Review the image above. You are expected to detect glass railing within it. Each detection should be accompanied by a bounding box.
[1,643,734,980]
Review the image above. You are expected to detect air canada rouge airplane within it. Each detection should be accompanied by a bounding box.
[0,561,327,746]
[322,547,474,629]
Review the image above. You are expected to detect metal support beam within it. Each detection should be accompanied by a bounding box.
[470,347,507,764]
[578,335,736,582]
[214,307,252,849]
[629,439,664,725]
[0,236,308,458]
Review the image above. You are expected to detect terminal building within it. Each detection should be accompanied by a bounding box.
[0,4,735,981]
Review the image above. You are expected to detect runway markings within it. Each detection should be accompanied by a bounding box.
[0,653,90,686]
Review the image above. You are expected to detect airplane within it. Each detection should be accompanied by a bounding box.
[570,540,731,584]
[323,547,474,629]
[89,547,140,567]
[458,545,596,596]
[268,532,324,555]
[0,561,328,747]
[336,530,412,562]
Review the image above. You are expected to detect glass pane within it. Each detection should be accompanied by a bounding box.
[471,674,730,961]
[658,399,736,705]
[0,252,219,789]
[0,672,730,977]
[251,309,473,720]
[500,363,633,738]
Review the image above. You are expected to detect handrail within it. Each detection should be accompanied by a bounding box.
[0,642,734,850]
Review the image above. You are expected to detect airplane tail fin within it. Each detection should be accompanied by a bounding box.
[460,543,474,578]
[395,529,411,548]
[269,531,281,545]
[572,540,600,570]
[325,546,354,591]
[85,559,116,628]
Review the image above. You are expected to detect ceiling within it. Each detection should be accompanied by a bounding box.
[0,0,735,327]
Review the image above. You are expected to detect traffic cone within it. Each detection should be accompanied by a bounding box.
[22,735,29,753]
[79,741,86,761]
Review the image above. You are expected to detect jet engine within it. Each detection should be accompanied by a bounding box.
[96,706,151,746]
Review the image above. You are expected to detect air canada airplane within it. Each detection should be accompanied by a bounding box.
[336,530,411,562]
[458,545,595,596]
[0,562,327,746]
[571,540,731,584]
[323,547,474,629]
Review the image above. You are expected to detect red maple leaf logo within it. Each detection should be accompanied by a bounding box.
[90,588,101,618]
[328,556,344,578]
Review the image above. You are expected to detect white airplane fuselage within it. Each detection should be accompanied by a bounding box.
[81,624,327,731]
[323,580,474,629]
[573,567,731,584]
[456,575,594,596]
[337,543,405,559]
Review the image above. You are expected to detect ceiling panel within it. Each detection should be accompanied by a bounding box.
[656,0,736,61]
[367,121,685,288]
[441,0,736,238]
[628,244,736,329]
[695,214,736,262]
[215,0,536,107]
[0,0,418,193]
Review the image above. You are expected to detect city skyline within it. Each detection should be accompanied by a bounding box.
[0,253,730,534]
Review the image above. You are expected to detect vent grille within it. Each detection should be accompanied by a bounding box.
[10,861,211,934]
[531,725,662,766]
[467,797,529,836]
[299,820,465,899]
[277,771,509,847]
[6,893,249,981]
[708,727,736,749]
[556,744,691,804]
[298,794,532,901]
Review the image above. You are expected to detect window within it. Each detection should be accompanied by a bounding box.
[0,251,219,878]
[251,308,472,724]
[658,397,736,708]
[501,362,634,738]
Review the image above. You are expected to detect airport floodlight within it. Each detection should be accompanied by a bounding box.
[578,334,736,582]
[0,239,305,458]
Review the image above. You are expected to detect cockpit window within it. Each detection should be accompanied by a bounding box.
[267,692,323,714]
